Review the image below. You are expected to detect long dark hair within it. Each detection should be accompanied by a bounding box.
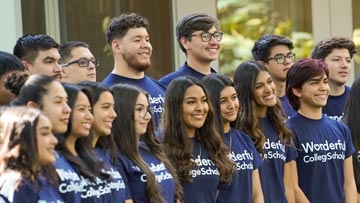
[162,76,234,183]
[234,61,293,154]
[111,83,183,203]
[343,76,360,193]
[56,83,109,182]
[202,73,237,135]
[78,81,118,162]
[0,107,58,187]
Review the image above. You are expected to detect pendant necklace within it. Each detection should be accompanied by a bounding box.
[192,140,202,166]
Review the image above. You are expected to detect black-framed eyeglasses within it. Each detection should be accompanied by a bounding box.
[191,31,223,42]
[61,58,99,68]
[266,53,296,64]
[135,105,152,119]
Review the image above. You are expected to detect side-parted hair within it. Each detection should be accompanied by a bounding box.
[286,58,329,111]
[252,34,294,62]
[13,34,59,64]
[311,37,356,59]
[162,76,234,183]
[6,73,56,108]
[111,83,183,203]
[59,41,89,64]
[105,13,149,46]
[78,81,118,162]
[176,13,219,53]
[343,76,360,193]
[57,83,110,182]
[0,51,24,76]
[234,61,293,154]
[0,107,57,186]
[202,73,236,134]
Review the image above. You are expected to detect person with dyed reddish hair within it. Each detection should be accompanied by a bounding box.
[286,58,357,203]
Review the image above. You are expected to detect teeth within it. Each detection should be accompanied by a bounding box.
[83,123,92,129]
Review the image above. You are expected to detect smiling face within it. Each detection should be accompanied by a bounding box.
[117,27,152,72]
[134,93,152,137]
[220,86,239,131]
[41,81,71,134]
[62,47,97,83]
[182,85,209,137]
[37,114,58,165]
[70,92,93,138]
[181,26,221,64]
[293,73,330,110]
[92,91,117,137]
[323,48,352,87]
[253,70,277,117]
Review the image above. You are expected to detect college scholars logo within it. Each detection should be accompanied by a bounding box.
[300,139,346,163]
[189,155,220,178]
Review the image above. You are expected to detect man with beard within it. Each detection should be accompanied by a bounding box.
[159,13,221,86]
[102,13,165,129]
[13,34,63,80]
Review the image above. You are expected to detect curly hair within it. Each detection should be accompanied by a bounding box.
[105,13,149,45]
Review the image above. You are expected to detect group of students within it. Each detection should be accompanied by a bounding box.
[0,11,359,203]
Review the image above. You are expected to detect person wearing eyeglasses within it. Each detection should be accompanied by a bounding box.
[311,37,356,121]
[13,34,63,80]
[159,13,222,86]
[252,34,297,118]
[59,41,98,84]
[102,13,166,130]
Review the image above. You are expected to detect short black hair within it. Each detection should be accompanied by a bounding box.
[252,34,293,62]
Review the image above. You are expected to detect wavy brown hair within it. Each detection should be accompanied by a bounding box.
[0,107,58,188]
[162,76,234,183]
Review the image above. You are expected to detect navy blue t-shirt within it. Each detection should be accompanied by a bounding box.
[323,85,350,121]
[217,128,263,203]
[279,95,296,119]
[55,150,120,203]
[116,142,175,203]
[183,138,221,203]
[259,117,298,203]
[0,172,64,203]
[38,176,65,203]
[54,151,83,203]
[287,113,355,203]
[159,62,217,86]
[94,148,127,202]
[102,74,166,128]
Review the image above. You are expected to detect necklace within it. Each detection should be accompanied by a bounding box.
[229,133,233,150]
[192,140,202,166]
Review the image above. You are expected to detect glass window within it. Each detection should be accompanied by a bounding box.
[217,0,313,76]
[22,0,174,81]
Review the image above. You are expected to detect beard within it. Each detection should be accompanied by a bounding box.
[122,51,151,72]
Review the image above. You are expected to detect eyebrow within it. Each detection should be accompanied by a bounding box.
[42,56,58,61]
[39,126,51,131]
[135,104,149,108]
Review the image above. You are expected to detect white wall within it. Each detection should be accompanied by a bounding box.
[172,0,219,71]
[312,0,354,84]
[0,0,22,53]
